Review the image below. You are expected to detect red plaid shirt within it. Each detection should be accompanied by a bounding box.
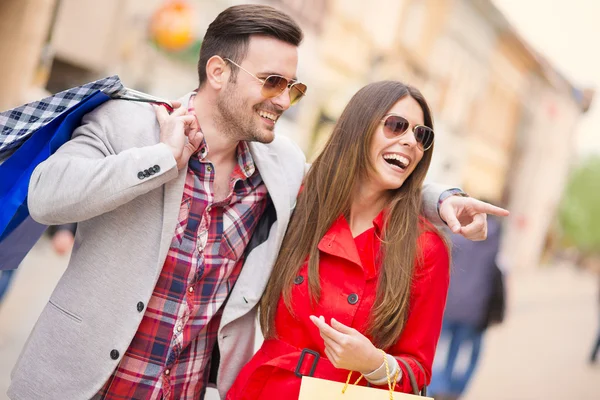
[94,95,268,399]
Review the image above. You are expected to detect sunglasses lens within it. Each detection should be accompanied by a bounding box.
[262,75,288,98]
[383,115,410,137]
[289,83,307,105]
[414,126,435,150]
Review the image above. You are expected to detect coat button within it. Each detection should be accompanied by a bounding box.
[148,168,156,175]
[347,293,359,305]
[294,276,304,285]
[137,302,144,312]
[137,171,145,180]
[110,349,120,360]
[153,165,161,173]
[143,169,150,177]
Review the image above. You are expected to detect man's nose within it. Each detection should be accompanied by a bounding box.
[270,87,292,111]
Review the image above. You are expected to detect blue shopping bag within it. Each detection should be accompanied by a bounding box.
[0,91,111,269]
[0,76,172,269]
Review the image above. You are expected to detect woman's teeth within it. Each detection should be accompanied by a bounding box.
[383,153,409,169]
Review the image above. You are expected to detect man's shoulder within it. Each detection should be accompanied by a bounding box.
[78,99,160,147]
[83,98,155,127]
[265,134,305,161]
[251,134,306,182]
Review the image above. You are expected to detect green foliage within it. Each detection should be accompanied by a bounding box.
[558,156,600,254]
[150,38,203,65]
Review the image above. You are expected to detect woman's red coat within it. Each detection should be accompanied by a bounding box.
[227,213,450,399]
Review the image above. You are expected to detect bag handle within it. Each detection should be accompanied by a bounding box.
[110,88,174,112]
[342,349,399,400]
[396,357,427,396]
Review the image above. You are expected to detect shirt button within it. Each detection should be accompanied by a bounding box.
[110,349,120,360]
[136,302,144,312]
[188,287,194,293]
[294,276,304,285]
[165,368,171,376]
[176,325,183,332]
[206,166,213,172]
[347,293,359,305]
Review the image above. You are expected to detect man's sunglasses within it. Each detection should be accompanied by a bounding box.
[381,114,435,151]
[224,58,307,105]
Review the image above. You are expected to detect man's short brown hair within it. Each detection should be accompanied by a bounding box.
[197,4,303,87]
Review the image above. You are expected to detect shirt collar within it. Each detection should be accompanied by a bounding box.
[235,140,256,178]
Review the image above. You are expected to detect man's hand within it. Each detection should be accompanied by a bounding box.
[439,196,509,241]
[154,102,203,170]
[310,315,382,374]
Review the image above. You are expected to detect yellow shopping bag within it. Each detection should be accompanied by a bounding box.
[299,376,434,399]
[298,351,433,400]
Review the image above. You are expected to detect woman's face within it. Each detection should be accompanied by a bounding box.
[367,96,426,192]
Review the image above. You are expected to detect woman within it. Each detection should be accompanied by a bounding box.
[227,81,450,399]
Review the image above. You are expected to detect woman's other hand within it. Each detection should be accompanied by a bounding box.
[310,315,382,374]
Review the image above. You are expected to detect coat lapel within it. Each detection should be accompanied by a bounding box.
[249,142,291,243]
[157,171,186,268]
[156,93,192,269]
[218,142,292,329]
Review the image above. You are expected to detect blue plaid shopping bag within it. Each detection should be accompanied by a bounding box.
[0,76,172,269]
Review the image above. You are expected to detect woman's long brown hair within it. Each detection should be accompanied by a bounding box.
[260,81,435,350]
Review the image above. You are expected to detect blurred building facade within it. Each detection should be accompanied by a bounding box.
[0,0,58,110]
[0,0,592,270]
[292,0,592,271]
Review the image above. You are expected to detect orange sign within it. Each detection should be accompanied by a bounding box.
[150,0,195,52]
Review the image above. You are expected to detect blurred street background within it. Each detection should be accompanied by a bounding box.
[1,0,599,399]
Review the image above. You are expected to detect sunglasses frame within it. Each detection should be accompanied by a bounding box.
[381,114,435,151]
[223,58,307,105]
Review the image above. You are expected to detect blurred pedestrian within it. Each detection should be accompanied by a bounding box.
[589,273,600,364]
[0,223,76,309]
[47,223,77,255]
[0,269,16,307]
[429,215,506,400]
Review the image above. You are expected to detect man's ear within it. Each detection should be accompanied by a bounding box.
[205,56,229,90]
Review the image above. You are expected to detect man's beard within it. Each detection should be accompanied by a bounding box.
[215,85,275,144]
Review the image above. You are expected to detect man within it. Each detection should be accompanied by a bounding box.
[9,5,507,400]
[429,216,506,400]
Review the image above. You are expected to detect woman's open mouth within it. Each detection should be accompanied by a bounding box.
[383,153,410,172]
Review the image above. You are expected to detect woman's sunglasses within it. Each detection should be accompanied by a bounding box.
[381,114,435,151]
[224,58,307,105]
